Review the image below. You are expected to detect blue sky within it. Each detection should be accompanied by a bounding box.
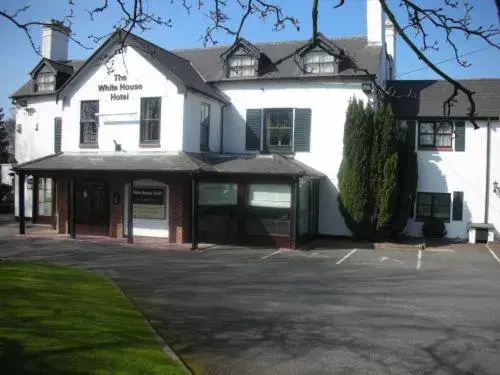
[1,0,499,116]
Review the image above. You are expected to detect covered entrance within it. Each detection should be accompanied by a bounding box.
[75,180,110,236]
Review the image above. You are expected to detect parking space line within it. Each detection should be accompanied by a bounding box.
[486,244,500,265]
[261,250,281,260]
[417,250,422,270]
[336,249,357,265]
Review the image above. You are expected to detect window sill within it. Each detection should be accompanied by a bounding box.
[79,143,98,149]
[139,143,161,148]
[418,147,453,152]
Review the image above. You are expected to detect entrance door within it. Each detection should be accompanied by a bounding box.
[75,181,110,235]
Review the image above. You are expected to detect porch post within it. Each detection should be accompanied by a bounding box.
[127,179,134,244]
[290,176,300,250]
[68,178,76,239]
[18,173,25,235]
[51,177,57,230]
[191,174,199,250]
[32,176,39,224]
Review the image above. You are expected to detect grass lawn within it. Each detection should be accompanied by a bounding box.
[0,261,187,374]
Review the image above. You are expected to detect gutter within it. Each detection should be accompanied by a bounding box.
[485,118,492,223]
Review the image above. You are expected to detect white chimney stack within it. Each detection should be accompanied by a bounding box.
[385,19,396,75]
[41,20,71,61]
[367,0,385,45]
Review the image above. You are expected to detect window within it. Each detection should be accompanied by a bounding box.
[249,184,291,208]
[199,183,237,205]
[140,97,161,144]
[265,109,293,148]
[200,103,211,151]
[227,54,256,77]
[418,121,453,149]
[35,73,55,92]
[38,178,52,216]
[416,192,451,222]
[80,101,99,145]
[304,50,335,74]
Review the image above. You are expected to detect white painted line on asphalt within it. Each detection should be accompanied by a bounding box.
[261,250,281,260]
[336,249,357,265]
[486,244,500,265]
[417,250,422,270]
[426,248,455,253]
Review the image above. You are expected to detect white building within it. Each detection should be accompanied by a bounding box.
[10,1,500,246]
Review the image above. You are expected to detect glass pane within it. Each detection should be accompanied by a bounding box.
[435,134,452,147]
[420,123,433,133]
[419,134,434,146]
[249,184,291,208]
[417,206,431,217]
[199,183,238,205]
[418,193,432,205]
[436,122,452,134]
[144,98,160,120]
[434,194,450,206]
[81,101,99,121]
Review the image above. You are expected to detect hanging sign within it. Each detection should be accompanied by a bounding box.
[132,187,166,219]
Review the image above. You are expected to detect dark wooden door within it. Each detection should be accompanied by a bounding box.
[75,181,109,230]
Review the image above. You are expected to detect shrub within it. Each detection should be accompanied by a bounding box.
[422,218,447,238]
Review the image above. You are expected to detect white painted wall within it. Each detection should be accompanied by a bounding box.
[183,91,223,153]
[60,46,185,153]
[123,179,169,238]
[220,80,372,236]
[405,120,491,239]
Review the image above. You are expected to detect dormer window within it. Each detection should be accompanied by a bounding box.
[304,50,336,74]
[35,73,55,92]
[227,53,257,77]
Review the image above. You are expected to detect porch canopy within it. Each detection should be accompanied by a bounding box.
[14,152,323,248]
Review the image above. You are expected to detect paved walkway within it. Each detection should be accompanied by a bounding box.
[0,235,499,374]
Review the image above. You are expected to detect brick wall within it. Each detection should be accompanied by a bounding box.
[56,179,68,234]
[109,180,124,238]
[168,179,190,244]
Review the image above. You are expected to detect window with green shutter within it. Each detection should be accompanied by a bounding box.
[452,191,464,221]
[54,117,62,153]
[245,109,262,151]
[294,108,312,152]
[454,121,465,151]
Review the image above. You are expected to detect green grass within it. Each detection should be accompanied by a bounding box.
[0,261,187,374]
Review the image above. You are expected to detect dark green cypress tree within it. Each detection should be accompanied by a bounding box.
[338,98,374,239]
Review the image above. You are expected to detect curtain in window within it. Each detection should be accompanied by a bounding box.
[248,184,291,208]
[199,183,237,205]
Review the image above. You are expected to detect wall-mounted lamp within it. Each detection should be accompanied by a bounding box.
[493,180,499,194]
[362,82,373,94]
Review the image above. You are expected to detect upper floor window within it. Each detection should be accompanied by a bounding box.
[419,121,453,149]
[265,109,293,148]
[80,100,99,146]
[35,73,55,92]
[140,97,161,144]
[304,50,335,74]
[200,102,211,151]
[227,54,256,77]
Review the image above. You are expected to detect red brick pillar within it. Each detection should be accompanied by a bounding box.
[56,179,68,234]
[169,179,190,244]
[109,180,124,238]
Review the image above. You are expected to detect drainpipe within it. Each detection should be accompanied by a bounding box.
[485,118,492,223]
[220,103,228,154]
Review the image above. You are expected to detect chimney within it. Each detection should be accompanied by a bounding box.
[41,20,71,61]
[385,19,396,74]
[367,0,385,45]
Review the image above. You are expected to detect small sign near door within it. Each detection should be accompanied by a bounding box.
[132,187,166,219]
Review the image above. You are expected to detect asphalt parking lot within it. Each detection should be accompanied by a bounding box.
[0,235,499,375]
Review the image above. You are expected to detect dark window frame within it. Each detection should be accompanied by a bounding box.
[418,121,454,150]
[416,192,451,222]
[263,108,294,150]
[140,97,161,144]
[200,102,211,151]
[79,100,99,146]
[35,72,55,92]
[226,51,257,78]
[303,49,336,74]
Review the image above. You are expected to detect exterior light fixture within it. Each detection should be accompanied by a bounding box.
[361,82,373,94]
[493,180,499,194]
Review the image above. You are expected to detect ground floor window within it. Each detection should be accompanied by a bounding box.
[199,183,237,206]
[247,184,291,236]
[38,178,53,216]
[416,192,451,222]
